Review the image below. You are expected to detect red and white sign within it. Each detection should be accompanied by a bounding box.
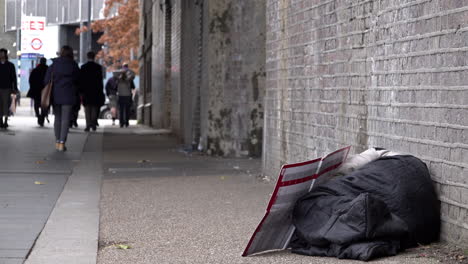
[21,16,46,54]
[242,146,351,256]
[30,38,43,50]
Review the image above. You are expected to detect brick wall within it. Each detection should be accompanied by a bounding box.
[264,0,468,244]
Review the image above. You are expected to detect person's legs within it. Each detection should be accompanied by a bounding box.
[118,97,125,127]
[45,105,51,123]
[69,104,79,128]
[91,106,99,130]
[34,98,45,126]
[124,98,131,126]
[84,105,91,131]
[59,105,72,143]
[110,95,117,125]
[111,106,117,125]
[0,90,10,128]
[33,98,41,117]
[53,105,62,142]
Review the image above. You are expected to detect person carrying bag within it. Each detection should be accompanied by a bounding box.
[0,48,18,129]
[43,46,79,152]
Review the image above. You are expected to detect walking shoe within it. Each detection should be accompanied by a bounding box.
[73,121,78,128]
[55,142,60,150]
[91,126,97,132]
[84,127,90,132]
[57,143,67,152]
[38,116,45,127]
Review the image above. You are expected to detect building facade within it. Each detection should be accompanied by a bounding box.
[0,0,17,59]
[140,0,266,157]
[4,0,106,60]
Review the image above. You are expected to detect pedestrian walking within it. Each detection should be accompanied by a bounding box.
[79,51,105,132]
[105,74,118,125]
[117,71,134,128]
[27,57,49,126]
[0,48,18,129]
[44,46,79,151]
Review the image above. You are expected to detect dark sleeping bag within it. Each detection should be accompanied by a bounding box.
[290,155,440,261]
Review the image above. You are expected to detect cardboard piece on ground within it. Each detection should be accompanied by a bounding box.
[242,146,350,256]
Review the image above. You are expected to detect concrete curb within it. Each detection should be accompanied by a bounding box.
[25,134,103,264]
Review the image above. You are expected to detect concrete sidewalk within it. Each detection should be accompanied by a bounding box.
[0,117,88,264]
[97,127,439,264]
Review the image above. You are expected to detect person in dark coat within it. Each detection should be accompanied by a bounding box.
[105,75,118,125]
[116,71,134,128]
[79,51,105,132]
[27,57,49,126]
[0,48,18,129]
[44,45,79,151]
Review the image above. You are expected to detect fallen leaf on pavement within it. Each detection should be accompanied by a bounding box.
[34,181,45,185]
[116,244,131,250]
[137,160,150,163]
[35,160,45,164]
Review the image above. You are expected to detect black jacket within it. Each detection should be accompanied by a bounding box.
[0,61,18,92]
[105,76,118,96]
[78,61,105,106]
[27,64,48,100]
[291,155,440,261]
[44,57,80,105]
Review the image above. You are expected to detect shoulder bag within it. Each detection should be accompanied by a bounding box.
[41,71,53,110]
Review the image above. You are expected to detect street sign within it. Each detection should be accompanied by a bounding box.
[21,53,44,59]
[21,16,46,54]
[31,38,43,50]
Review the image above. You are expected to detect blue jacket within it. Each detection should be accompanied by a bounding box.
[44,57,79,105]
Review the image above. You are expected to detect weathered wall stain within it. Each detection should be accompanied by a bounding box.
[251,71,265,102]
[209,3,232,34]
[205,0,266,157]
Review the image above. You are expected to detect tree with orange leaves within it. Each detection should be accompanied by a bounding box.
[76,0,139,73]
